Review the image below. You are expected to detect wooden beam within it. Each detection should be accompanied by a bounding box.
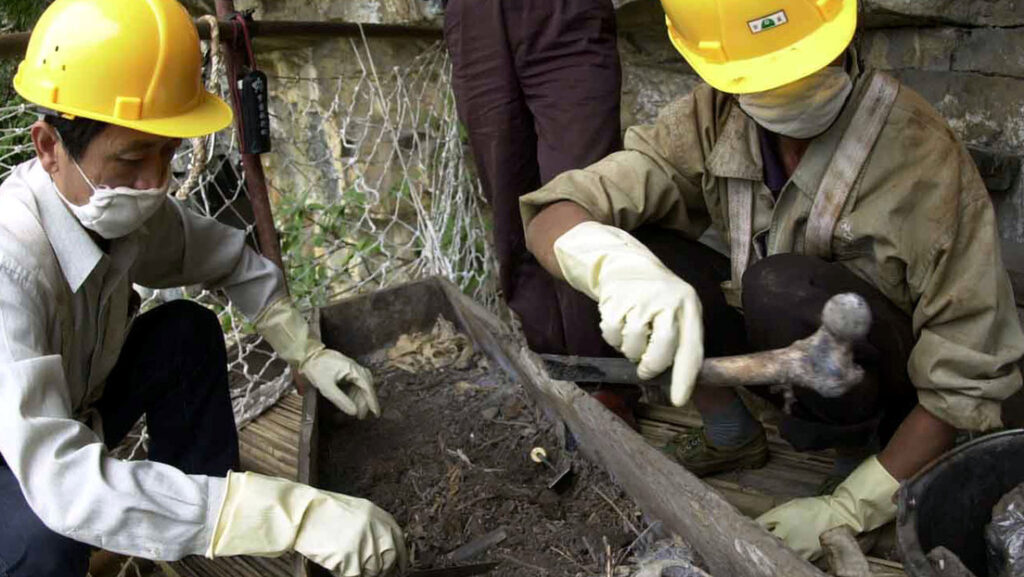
[0,19,442,60]
[520,362,827,577]
[0,32,29,60]
[436,281,828,577]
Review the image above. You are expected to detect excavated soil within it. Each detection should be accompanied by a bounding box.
[314,319,700,577]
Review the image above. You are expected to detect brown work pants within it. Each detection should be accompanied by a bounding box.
[444,0,622,355]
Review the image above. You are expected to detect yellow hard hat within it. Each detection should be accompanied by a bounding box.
[14,0,232,139]
[661,0,857,94]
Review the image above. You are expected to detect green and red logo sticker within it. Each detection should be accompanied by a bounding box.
[748,10,788,33]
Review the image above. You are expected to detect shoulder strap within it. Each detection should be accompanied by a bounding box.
[723,178,756,307]
[727,178,755,285]
[804,71,900,259]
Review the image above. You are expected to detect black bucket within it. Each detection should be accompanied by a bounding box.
[897,429,1024,577]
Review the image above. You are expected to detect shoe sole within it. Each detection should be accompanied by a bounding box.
[684,450,770,478]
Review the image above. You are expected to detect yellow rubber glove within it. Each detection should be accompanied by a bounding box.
[553,221,704,407]
[756,456,900,560]
[256,298,379,419]
[207,472,406,577]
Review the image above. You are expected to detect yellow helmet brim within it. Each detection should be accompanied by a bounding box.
[15,75,234,139]
[668,0,857,94]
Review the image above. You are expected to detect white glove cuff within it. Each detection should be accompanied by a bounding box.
[255,297,323,367]
[832,456,900,532]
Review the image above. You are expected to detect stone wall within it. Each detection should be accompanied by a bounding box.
[186,0,1024,264]
[619,0,1024,267]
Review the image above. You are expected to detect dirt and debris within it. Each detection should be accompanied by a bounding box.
[987,483,1024,577]
[629,539,709,577]
[317,317,692,577]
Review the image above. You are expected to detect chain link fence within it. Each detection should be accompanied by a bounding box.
[0,30,498,447]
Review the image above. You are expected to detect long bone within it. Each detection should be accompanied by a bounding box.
[541,293,872,407]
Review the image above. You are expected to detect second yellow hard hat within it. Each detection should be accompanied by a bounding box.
[661,0,857,94]
[14,0,232,138]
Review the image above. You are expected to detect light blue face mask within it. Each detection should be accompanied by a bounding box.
[738,67,853,139]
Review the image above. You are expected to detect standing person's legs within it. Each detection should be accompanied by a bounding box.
[445,0,568,354]
[96,299,239,475]
[510,0,623,357]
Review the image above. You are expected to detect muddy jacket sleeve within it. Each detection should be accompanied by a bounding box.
[133,198,288,319]
[0,252,226,560]
[902,143,1024,431]
[519,92,713,237]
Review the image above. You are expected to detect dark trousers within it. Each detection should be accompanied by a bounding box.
[0,300,238,577]
[632,228,919,452]
[444,0,622,356]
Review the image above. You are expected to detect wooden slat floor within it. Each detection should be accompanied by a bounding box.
[163,392,305,577]
[637,402,907,577]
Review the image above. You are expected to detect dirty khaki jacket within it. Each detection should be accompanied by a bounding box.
[520,71,1024,432]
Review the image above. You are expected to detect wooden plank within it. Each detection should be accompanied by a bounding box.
[253,409,303,435]
[172,389,303,577]
[514,355,827,577]
[637,407,907,575]
[432,280,828,577]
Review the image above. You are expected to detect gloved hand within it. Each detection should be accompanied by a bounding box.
[553,221,704,407]
[256,298,379,419]
[756,456,900,560]
[208,472,406,576]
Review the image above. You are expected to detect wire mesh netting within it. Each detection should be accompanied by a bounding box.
[265,36,498,313]
[0,32,498,455]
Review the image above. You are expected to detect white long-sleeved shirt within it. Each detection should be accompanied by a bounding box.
[0,159,287,560]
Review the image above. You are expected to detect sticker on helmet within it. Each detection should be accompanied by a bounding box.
[748,10,788,34]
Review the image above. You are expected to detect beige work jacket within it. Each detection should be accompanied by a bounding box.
[0,159,286,559]
[520,71,1024,432]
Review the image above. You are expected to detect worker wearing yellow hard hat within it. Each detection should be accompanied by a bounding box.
[0,1,403,576]
[14,0,232,137]
[662,0,856,95]
[520,0,1023,562]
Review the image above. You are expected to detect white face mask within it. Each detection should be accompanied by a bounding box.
[56,156,170,240]
[738,67,853,139]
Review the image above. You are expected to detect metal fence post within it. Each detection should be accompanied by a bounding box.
[214,0,288,287]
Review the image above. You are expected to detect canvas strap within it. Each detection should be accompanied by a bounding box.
[804,71,900,259]
[724,70,900,303]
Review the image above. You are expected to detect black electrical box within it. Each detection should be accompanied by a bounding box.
[238,70,271,154]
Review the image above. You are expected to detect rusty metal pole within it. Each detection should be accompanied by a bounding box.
[213,1,315,402]
[214,0,287,283]
[0,23,443,60]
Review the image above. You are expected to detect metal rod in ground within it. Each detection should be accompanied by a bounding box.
[214,0,287,283]
[215,1,311,410]
[448,528,509,563]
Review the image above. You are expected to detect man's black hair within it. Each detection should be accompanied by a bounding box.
[42,114,109,161]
